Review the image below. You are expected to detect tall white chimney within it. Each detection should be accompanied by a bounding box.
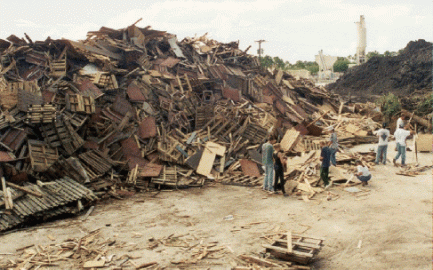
[356,15,366,65]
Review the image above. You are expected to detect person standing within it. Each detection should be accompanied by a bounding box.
[273,143,287,196]
[320,141,332,189]
[329,126,338,166]
[374,123,390,165]
[393,124,415,166]
[262,138,274,191]
[355,160,372,186]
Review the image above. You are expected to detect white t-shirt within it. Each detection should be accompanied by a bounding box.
[374,128,390,146]
[396,118,404,129]
[394,128,411,146]
[357,165,370,176]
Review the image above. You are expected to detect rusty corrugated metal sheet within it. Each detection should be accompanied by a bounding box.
[127,82,146,102]
[159,57,181,68]
[138,117,157,139]
[0,127,28,152]
[222,87,241,102]
[0,151,15,161]
[138,163,163,177]
[239,159,260,177]
[121,137,141,158]
[112,95,133,116]
[78,79,104,99]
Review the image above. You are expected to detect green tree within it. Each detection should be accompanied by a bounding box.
[333,58,351,72]
[260,55,274,68]
[273,56,287,70]
[366,50,381,59]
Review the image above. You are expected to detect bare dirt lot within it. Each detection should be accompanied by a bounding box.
[0,142,431,270]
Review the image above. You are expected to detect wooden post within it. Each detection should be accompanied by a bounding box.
[1,177,12,210]
[287,230,292,253]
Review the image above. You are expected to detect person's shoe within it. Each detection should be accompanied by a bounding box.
[383,162,386,165]
[361,182,366,186]
[374,162,379,165]
[283,193,289,197]
[392,159,397,166]
[324,183,331,190]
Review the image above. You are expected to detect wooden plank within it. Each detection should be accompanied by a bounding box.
[416,134,432,152]
[280,129,301,152]
[287,231,292,253]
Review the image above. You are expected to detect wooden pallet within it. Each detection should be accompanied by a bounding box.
[49,56,67,78]
[241,122,268,144]
[28,140,59,172]
[264,234,325,265]
[219,174,262,186]
[65,94,95,114]
[26,104,56,124]
[93,73,118,90]
[63,111,88,128]
[40,116,84,155]
[78,150,114,176]
[157,135,186,164]
[303,138,322,151]
[151,165,178,186]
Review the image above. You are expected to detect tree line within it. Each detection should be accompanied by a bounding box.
[260,50,400,74]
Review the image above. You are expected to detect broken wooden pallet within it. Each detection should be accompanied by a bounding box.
[219,174,262,186]
[40,116,84,155]
[26,104,57,124]
[264,233,325,265]
[28,139,59,172]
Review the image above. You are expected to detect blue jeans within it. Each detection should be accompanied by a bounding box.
[263,164,274,191]
[394,144,406,165]
[330,147,337,166]
[375,145,388,164]
[356,174,371,182]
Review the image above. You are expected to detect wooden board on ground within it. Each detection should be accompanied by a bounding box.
[328,166,348,181]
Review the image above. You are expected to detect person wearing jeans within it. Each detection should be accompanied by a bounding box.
[262,139,274,191]
[374,123,390,165]
[393,124,414,166]
[355,160,372,186]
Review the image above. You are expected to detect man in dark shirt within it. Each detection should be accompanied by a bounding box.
[320,141,332,189]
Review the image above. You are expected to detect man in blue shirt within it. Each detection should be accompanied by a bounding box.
[320,141,332,189]
[262,138,274,192]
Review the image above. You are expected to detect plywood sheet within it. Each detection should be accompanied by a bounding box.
[280,129,300,152]
[196,142,226,176]
[416,134,432,152]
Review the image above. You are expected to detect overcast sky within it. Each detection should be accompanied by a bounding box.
[1,0,431,63]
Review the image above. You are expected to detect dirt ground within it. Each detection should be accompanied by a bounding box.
[0,141,431,270]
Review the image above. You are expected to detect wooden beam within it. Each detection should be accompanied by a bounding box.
[6,181,43,197]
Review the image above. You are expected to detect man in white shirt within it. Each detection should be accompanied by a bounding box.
[355,160,371,186]
[373,123,390,165]
[393,124,415,166]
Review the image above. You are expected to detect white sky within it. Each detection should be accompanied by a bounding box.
[1,0,431,63]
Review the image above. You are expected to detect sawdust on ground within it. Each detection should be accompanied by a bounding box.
[0,142,431,270]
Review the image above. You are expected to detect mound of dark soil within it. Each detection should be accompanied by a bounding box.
[327,39,432,100]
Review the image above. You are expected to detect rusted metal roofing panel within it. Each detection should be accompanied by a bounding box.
[42,90,56,104]
[78,79,104,99]
[0,151,16,161]
[112,95,133,116]
[127,82,146,102]
[159,57,181,68]
[125,155,147,170]
[222,87,241,102]
[291,104,309,119]
[275,99,287,115]
[17,89,43,111]
[121,137,141,158]
[239,159,260,177]
[138,163,163,177]
[138,117,157,139]
[0,127,28,152]
[25,51,47,66]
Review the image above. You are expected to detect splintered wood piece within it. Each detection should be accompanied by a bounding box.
[287,231,292,253]
[280,129,300,152]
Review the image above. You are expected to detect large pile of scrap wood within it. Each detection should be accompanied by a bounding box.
[0,21,386,231]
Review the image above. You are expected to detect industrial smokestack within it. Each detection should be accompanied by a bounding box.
[356,15,367,65]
